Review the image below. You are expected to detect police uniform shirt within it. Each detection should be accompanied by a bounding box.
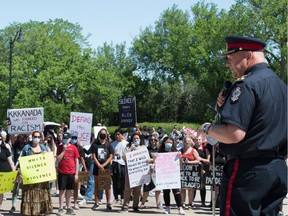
[219,63,287,156]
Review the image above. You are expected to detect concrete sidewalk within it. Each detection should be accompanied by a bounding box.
[0,187,287,216]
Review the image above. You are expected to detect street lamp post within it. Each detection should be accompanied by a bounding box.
[9,27,24,109]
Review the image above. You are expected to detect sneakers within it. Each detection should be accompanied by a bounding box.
[66,208,76,215]
[98,199,103,205]
[119,207,129,213]
[165,207,171,214]
[157,201,163,210]
[9,206,16,213]
[78,199,87,207]
[106,204,112,210]
[77,193,83,200]
[178,207,185,215]
[53,191,59,197]
[56,209,65,216]
[133,207,140,212]
[91,203,99,210]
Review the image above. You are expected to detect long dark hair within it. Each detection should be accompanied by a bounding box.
[128,132,145,147]
[158,136,177,153]
[95,128,110,145]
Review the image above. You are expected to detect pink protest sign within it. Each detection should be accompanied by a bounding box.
[155,152,181,190]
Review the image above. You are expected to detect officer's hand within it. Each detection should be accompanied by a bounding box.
[217,91,225,107]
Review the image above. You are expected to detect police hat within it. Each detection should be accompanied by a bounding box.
[223,35,266,55]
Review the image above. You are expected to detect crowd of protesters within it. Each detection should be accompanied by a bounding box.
[0,123,230,215]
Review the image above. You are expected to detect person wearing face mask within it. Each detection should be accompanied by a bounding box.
[56,132,80,215]
[69,133,87,210]
[0,135,15,214]
[91,128,114,211]
[20,131,53,216]
[120,133,148,213]
[158,136,185,215]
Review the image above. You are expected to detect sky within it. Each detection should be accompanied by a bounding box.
[1,0,235,49]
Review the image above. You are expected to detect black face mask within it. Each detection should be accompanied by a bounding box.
[99,134,106,140]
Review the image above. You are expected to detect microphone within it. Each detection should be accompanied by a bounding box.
[216,81,232,111]
[222,81,232,97]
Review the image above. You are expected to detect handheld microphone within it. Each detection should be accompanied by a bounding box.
[222,81,232,97]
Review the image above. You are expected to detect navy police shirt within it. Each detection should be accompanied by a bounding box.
[219,63,287,157]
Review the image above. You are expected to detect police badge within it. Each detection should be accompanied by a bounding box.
[230,87,242,103]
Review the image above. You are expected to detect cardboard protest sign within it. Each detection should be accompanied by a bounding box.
[19,152,56,185]
[203,164,224,186]
[70,112,93,146]
[78,171,89,183]
[7,107,44,134]
[126,148,150,188]
[155,152,181,190]
[0,171,18,193]
[180,164,202,189]
[98,169,111,190]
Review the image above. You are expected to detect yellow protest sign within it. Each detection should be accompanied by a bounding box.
[0,171,18,193]
[19,151,56,185]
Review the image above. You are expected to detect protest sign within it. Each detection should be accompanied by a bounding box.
[203,164,223,186]
[0,171,18,193]
[70,112,93,146]
[93,126,107,138]
[98,169,111,190]
[126,148,150,188]
[19,152,56,185]
[118,97,137,128]
[7,107,44,134]
[78,171,89,183]
[155,152,181,190]
[180,164,202,189]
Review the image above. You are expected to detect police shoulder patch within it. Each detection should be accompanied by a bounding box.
[230,86,243,104]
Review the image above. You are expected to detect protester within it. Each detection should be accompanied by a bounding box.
[91,128,114,211]
[56,132,79,215]
[158,136,185,215]
[180,136,200,209]
[110,129,128,204]
[139,134,163,210]
[20,131,53,216]
[78,132,96,207]
[9,133,29,213]
[198,35,287,215]
[0,134,15,214]
[120,133,148,213]
[70,133,87,209]
[194,135,211,207]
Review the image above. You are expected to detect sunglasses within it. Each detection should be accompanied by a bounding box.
[33,136,41,138]
[150,139,157,141]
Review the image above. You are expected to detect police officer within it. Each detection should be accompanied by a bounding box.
[198,35,287,216]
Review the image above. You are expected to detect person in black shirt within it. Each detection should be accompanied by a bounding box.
[198,35,287,216]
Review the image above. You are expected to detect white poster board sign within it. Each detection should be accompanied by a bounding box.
[93,126,107,138]
[155,152,181,190]
[126,148,150,188]
[69,112,93,146]
[7,107,44,134]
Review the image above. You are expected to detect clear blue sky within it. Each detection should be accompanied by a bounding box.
[1,0,235,49]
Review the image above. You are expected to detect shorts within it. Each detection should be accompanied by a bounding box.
[58,173,75,190]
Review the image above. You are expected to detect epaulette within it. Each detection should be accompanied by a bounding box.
[235,74,247,83]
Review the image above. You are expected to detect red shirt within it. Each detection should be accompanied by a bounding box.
[181,148,195,161]
[57,144,80,174]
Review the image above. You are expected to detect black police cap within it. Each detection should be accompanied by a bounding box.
[223,35,266,55]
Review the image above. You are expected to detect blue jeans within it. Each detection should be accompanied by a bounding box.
[84,161,95,200]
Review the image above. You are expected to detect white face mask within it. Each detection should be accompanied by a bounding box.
[33,138,40,144]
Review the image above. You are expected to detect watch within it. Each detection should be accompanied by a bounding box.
[203,123,212,134]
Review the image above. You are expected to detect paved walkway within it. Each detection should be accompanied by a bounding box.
[1,188,287,215]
